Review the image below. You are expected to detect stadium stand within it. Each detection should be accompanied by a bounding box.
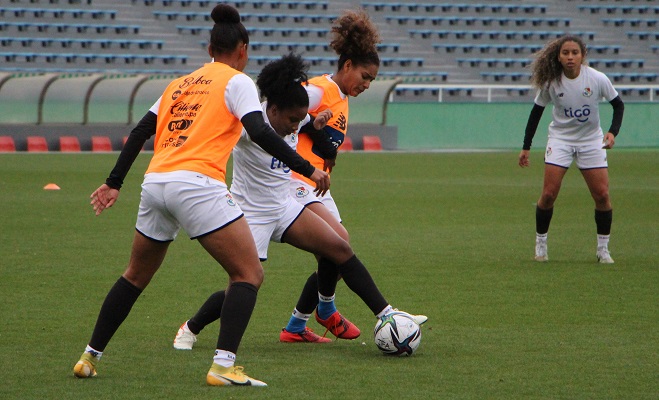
[0,0,655,85]
[0,0,655,138]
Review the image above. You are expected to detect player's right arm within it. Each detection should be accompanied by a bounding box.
[91,110,157,215]
[519,103,545,168]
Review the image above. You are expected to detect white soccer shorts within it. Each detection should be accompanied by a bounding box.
[136,171,243,241]
[544,138,609,170]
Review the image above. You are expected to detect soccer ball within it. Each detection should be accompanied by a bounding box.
[373,312,422,356]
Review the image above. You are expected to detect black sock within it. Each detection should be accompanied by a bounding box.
[216,282,258,354]
[317,257,339,298]
[337,255,388,315]
[187,290,225,335]
[595,209,613,235]
[89,276,142,352]
[536,205,554,234]
[294,271,319,315]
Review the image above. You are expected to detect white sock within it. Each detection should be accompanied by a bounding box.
[597,234,610,248]
[536,233,547,241]
[319,293,335,303]
[376,305,394,319]
[85,345,102,360]
[292,309,311,321]
[213,350,235,368]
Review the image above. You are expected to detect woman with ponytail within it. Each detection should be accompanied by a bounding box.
[73,4,329,387]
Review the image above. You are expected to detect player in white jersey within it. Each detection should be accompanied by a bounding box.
[172,54,426,349]
[518,35,624,264]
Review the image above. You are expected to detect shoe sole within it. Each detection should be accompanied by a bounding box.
[207,373,267,387]
[279,330,332,343]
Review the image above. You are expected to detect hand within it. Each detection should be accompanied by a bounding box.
[309,168,330,197]
[518,150,530,167]
[602,132,615,149]
[313,109,333,130]
[90,184,120,216]
[323,158,335,173]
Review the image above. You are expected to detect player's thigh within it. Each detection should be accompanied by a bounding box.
[284,208,353,263]
[306,202,349,242]
[197,217,264,286]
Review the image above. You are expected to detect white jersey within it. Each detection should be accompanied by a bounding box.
[230,102,311,214]
[534,65,618,144]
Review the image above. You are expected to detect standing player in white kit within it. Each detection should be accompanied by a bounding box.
[518,35,625,263]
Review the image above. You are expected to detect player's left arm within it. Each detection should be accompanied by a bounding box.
[604,95,624,149]
[300,110,337,171]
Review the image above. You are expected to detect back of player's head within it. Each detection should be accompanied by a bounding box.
[330,9,381,70]
[209,4,249,55]
[257,53,309,110]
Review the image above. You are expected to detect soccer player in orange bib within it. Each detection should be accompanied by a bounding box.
[72,4,329,387]
[281,10,428,341]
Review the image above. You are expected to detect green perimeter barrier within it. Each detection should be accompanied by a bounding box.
[387,102,659,150]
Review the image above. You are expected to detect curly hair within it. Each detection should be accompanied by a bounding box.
[208,4,249,55]
[329,9,381,70]
[256,53,309,110]
[530,35,587,89]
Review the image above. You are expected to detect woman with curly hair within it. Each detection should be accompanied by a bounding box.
[281,9,431,342]
[518,35,624,264]
[172,53,425,352]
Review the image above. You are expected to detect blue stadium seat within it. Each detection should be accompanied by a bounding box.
[607,72,657,83]
[626,31,659,40]
[143,0,327,10]
[480,72,530,82]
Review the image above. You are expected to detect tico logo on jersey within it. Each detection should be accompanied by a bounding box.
[582,87,592,97]
[564,105,591,122]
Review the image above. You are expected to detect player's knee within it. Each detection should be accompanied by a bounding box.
[592,190,610,208]
[539,192,557,208]
[122,269,153,290]
[229,265,264,289]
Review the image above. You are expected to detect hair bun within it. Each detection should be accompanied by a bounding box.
[211,4,241,24]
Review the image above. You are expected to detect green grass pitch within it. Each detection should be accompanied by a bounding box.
[0,150,657,399]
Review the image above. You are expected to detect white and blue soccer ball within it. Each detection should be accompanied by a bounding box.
[373,312,422,356]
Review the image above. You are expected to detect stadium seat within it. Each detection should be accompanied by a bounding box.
[59,136,81,152]
[0,135,15,152]
[92,136,113,152]
[339,136,353,152]
[362,136,382,151]
[27,136,48,152]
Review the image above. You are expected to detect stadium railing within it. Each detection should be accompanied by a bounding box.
[392,83,659,103]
